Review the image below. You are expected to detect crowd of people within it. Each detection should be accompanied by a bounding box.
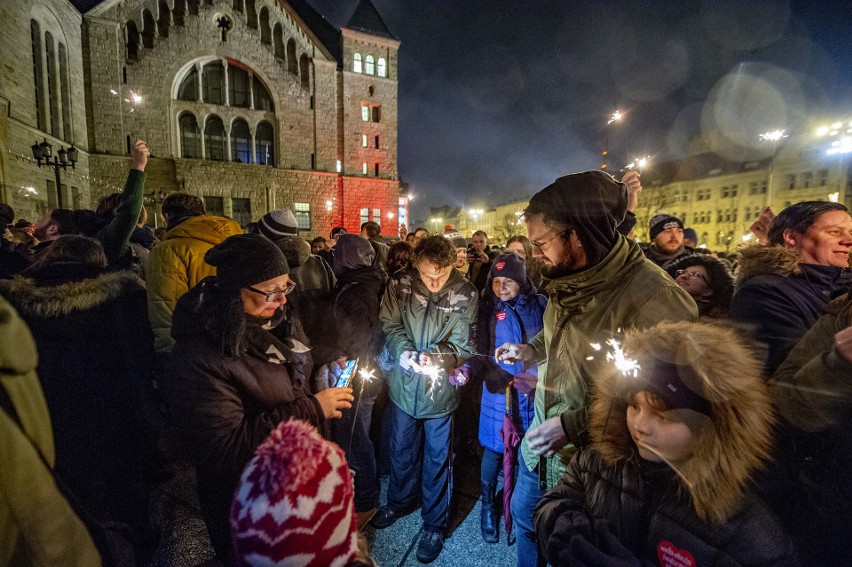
[1,143,851,566]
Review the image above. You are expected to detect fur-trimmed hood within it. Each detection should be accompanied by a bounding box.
[589,321,775,524]
[735,244,802,286]
[0,270,145,319]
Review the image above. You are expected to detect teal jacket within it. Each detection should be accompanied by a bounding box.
[520,235,697,487]
[379,268,478,418]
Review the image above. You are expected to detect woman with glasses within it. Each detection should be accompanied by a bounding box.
[665,255,735,319]
[169,234,354,564]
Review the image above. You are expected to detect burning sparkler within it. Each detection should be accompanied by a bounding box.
[604,338,640,378]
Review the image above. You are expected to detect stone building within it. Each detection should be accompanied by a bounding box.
[0,0,401,238]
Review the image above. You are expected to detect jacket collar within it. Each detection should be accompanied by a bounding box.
[543,235,640,302]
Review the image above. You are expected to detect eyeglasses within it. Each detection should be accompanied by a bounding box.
[675,269,707,283]
[246,280,297,302]
[530,231,567,253]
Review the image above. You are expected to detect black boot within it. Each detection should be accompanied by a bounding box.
[480,481,499,543]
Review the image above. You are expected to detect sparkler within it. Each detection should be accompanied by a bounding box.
[604,338,640,378]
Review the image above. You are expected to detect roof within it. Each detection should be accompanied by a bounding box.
[285,0,343,63]
[344,0,396,40]
[643,153,772,186]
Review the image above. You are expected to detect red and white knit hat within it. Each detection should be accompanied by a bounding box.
[230,419,359,566]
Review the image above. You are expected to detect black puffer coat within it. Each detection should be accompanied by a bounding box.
[169,278,324,562]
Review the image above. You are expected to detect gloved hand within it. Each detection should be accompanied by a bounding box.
[399,350,417,372]
[512,372,538,396]
[449,365,470,386]
[418,352,433,368]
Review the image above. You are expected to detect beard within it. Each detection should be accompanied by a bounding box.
[539,244,586,279]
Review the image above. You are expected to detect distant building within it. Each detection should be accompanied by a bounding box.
[0,0,400,237]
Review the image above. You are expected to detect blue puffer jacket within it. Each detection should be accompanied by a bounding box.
[469,285,546,453]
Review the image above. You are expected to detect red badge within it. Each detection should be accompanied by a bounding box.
[495,261,506,270]
[657,541,696,567]
[496,311,506,321]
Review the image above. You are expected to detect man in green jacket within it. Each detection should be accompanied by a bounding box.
[372,236,478,563]
[496,170,697,567]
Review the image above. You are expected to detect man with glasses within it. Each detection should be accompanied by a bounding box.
[495,170,696,567]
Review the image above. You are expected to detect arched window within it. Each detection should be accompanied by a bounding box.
[177,66,198,101]
[299,54,310,89]
[232,0,243,12]
[173,0,186,26]
[246,0,257,28]
[228,65,250,108]
[273,24,285,59]
[31,20,45,131]
[255,122,274,166]
[377,57,386,77]
[286,39,297,74]
[259,7,271,45]
[142,9,155,48]
[58,43,71,141]
[253,75,273,111]
[231,119,251,163]
[44,32,59,137]
[204,115,226,161]
[157,0,170,38]
[353,52,362,73]
[126,20,140,61]
[179,112,201,158]
[202,61,224,104]
[365,55,374,75]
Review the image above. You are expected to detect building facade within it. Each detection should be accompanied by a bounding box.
[0,0,400,238]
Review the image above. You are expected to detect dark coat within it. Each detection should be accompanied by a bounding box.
[0,265,154,535]
[169,278,324,561]
[730,245,851,373]
[466,246,500,294]
[333,265,387,363]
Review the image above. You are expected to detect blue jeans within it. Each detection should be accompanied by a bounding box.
[511,453,544,567]
[331,375,382,511]
[385,404,453,532]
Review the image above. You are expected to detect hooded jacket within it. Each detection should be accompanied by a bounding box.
[0,296,101,566]
[521,235,697,487]
[730,245,851,374]
[146,214,242,351]
[379,267,478,418]
[765,295,852,566]
[469,272,546,454]
[535,322,798,566]
[168,278,323,560]
[0,266,155,549]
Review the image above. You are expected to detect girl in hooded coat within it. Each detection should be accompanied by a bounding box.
[534,321,799,566]
[454,252,546,543]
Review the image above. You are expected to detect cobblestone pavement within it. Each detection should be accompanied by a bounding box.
[147,443,518,567]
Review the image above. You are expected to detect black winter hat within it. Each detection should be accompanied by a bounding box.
[649,213,684,241]
[489,252,527,287]
[526,170,627,266]
[0,203,14,226]
[205,234,289,290]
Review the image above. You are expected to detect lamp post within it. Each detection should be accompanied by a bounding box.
[759,129,786,208]
[430,217,442,234]
[31,139,78,209]
[144,190,168,228]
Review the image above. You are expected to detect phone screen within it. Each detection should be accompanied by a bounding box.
[335,359,358,388]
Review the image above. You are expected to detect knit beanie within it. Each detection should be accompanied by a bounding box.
[683,227,698,243]
[526,170,628,266]
[489,252,526,286]
[259,209,300,239]
[230,419,359,567]
[443,228,467,249]
[0,203,14,227]
[205,234,289,290]
[333,233,376,275]
[649,213,684,241]
[634,353,712,417]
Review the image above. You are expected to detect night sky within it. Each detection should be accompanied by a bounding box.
[306,0,852,223]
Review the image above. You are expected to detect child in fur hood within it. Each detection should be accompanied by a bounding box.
[534,321,799,566]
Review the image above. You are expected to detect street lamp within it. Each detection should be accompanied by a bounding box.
[31,138,78,209]
[430,217,442,233]
[602,110,622,170]
[759,129,786,208]
[144,190,168,228]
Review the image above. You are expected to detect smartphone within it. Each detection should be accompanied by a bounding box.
[335,359,359,388]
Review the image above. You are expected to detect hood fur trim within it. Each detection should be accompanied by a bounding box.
[589,321,774,524]
[736,244,801,286]
[0,271,144,319]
